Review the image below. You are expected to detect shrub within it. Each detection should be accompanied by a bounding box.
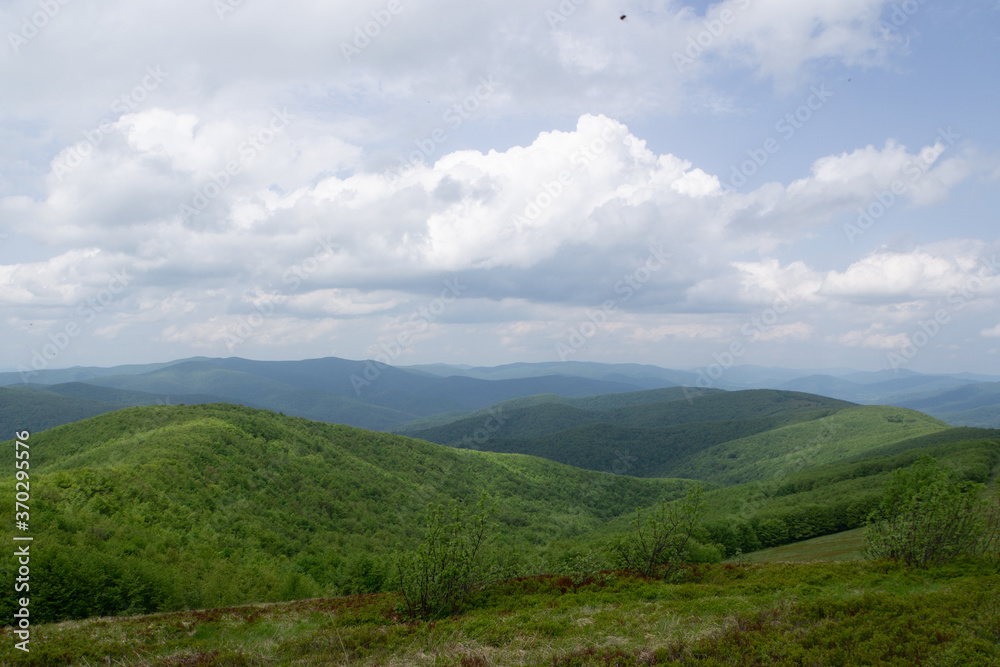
[393,495,498,619]
[609,486,705,578]
[863,456,987,567]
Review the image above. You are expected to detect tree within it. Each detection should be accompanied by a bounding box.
[393,495,498,619]
[610,486,705,578]
[863,456,987,567]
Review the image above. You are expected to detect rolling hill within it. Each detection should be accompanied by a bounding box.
[1,398,996,629]
[893,382,1000,427]
[1,357,650,432]
[0,403,692,624]
[6,357,998,434]
[399,389,953,482]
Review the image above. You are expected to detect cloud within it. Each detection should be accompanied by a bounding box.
[837,324,910,349]
[982,324,1000,338]
[1,109,989,334]
[820,242,1000,303]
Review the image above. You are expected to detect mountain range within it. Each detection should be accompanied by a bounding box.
[2,357,998,436]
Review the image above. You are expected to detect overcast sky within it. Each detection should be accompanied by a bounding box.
[1,0,999,376]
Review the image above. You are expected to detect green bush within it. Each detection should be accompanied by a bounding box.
[863,456,987,567]
[393,495,499,619]
[608,486,705,577]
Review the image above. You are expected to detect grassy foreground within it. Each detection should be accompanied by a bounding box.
[3,560,998,666]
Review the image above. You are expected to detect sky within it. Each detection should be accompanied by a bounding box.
[1,0,999,378]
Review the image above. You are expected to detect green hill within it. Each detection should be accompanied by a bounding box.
[400,390,943,483]
[667,405,950,485]
[2,393,996,631]
[400,389,849,444]
[699,434,999,554]
[392,386,725,433]
[0,404,691,624]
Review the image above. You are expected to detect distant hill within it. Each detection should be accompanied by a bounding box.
[0,358,202,387]
[400,360,696,389]
[1,357,649,433]
[0,386,127,437]
[0,382,240,437]
[6,356,999,432]
[400,389,850,444]
[392,386,725,433]
[892,382,1000,427]
[402,390,954,483]
[776,373,977,403]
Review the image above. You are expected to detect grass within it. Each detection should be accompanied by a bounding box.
[736,528,867,563]
[3,560,998,665]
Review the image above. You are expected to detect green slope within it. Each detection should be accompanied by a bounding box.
[699,435,1000,554]
[0,404,691,624]
[402,389,904,481]
[401,389,849,444]
[667,405,950,485]
[459,411,840,478]
[392,386,725,433]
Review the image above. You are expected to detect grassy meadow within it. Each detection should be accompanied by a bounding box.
[2,559,998,665]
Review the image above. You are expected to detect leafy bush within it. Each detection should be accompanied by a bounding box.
[393,495,499,619]
[863,456,988,566]
[609,486,705,577]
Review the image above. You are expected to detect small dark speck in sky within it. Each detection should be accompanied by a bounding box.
[620,14,626,20]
